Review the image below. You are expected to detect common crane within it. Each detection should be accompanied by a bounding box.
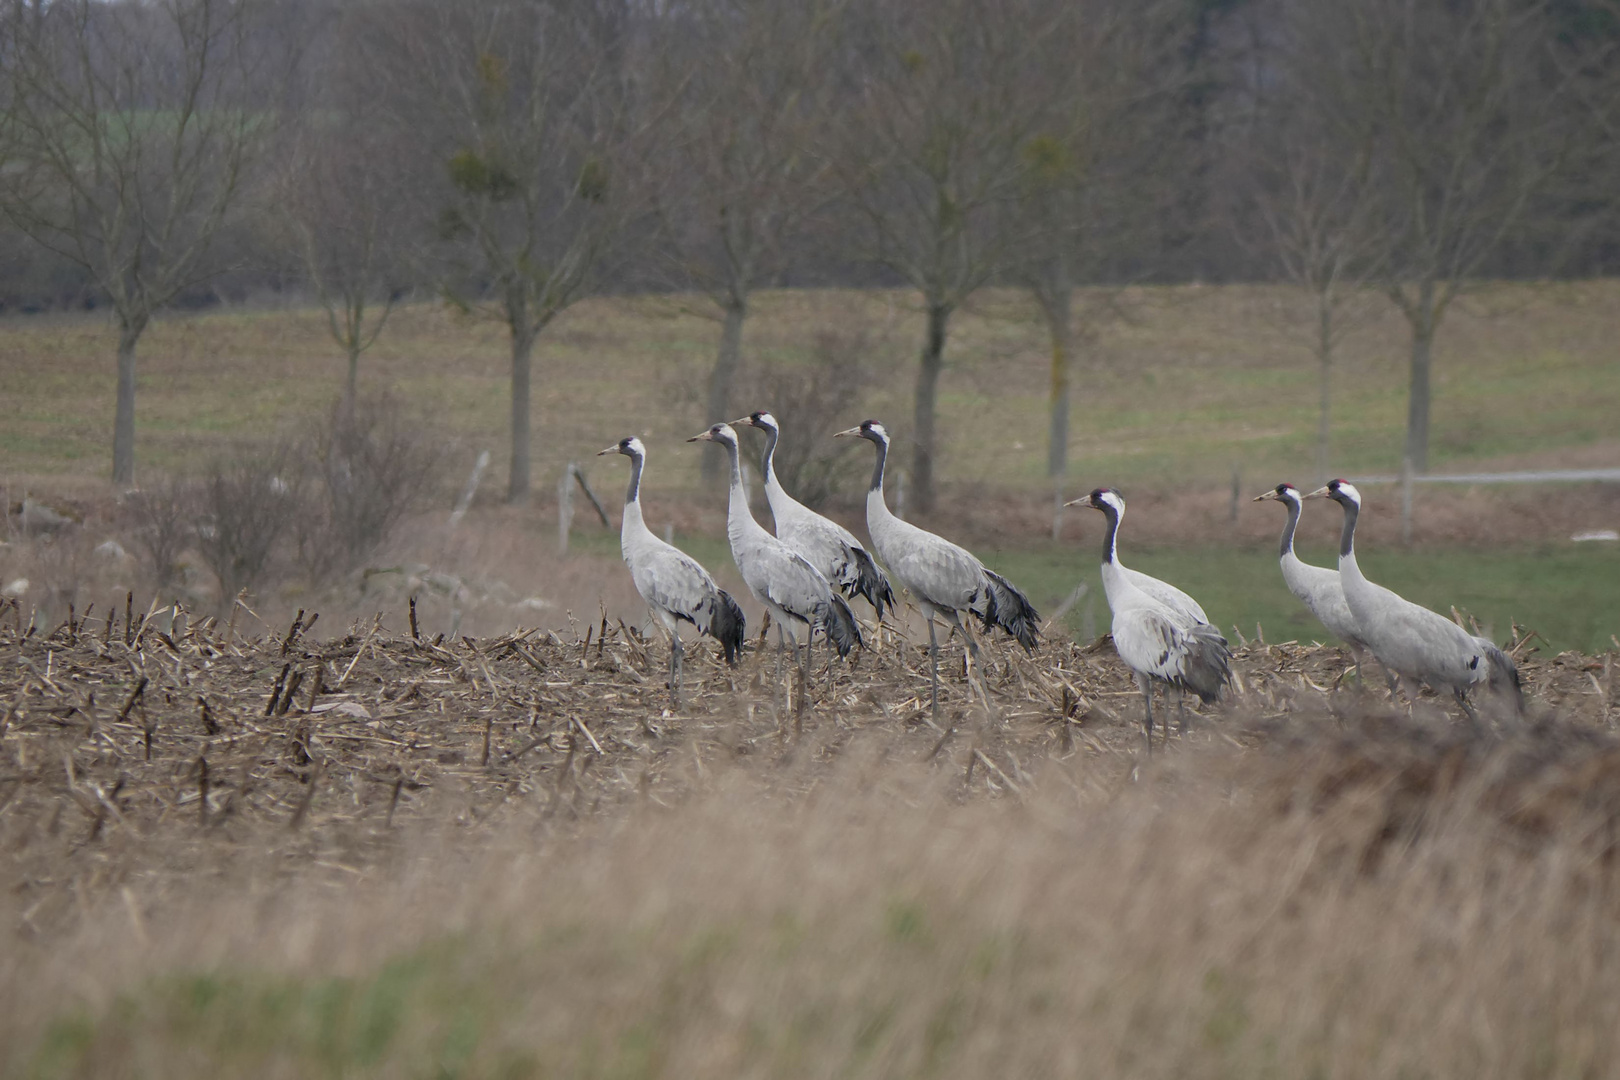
[1253,482,1394,691]
[1067,488,1230,752]
[687,423,860,692]
[1304,480,1522,720]
[835,420,1038,720]
[734,410,895,620]
[598,437,745,705]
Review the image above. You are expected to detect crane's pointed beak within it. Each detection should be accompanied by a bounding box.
[1303,486,1331,500]
[1062,496,1092,509]
[729,417,754,428]
[686,431,711,443]
[596,445,620,457]
[833,426,861,438]
[1252,490,1279,502]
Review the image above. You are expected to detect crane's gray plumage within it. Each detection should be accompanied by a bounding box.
[735,411,895,620]
[1068,488,1230,751]
[1306,480,1521,718]
[1254,484,1364,645]
[689,423,860,660]
[1253,482,1397,692]
[837,420,1038,719]
[598,437,744,703]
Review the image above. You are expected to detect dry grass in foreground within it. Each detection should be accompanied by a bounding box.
[1,602,1618,1077]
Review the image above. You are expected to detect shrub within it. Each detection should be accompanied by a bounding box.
[194,449,298,604]
[737,327,873,509]
[122,477,198,589]
[292,396,442,583]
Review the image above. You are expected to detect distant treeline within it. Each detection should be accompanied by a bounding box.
[2,0,1616,495]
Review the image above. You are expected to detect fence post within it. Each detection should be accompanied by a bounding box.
[448,449,490,530]
[1400,453,1415,546]
[558,464,576,555]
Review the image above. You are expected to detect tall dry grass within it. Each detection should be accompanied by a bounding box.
[6,708,1619,1078]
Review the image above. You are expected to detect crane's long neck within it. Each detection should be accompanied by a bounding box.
[760,425,781,491]
[1335,498,1365,584]
[724,438,767,544]
[1099,504,1121,566]
[621,452,648,541]
[865,436,893,526]
[1279,497,1301,560]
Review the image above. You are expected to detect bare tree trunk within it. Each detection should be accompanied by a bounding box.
[702,297,748,486]
[344,342,361,422]
[1403,278,1437,475]
[1315,288,1333,484]
[112,312,148,486]
[508,316,537,504]
[913,300,951,515]
[1036,280,1073,540]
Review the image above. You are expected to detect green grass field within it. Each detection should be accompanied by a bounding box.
[567,529,1620,655]
[3,281,1618,492]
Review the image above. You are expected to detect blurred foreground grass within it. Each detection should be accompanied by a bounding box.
[16,716,1620,1080]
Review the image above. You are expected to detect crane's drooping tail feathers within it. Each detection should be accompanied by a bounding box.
[710,589,746,666]
[845,546,895,621]
[1178,623,1232,703]
[977,570,1040,654]
[1478,638,1523,712]
[822,593,862,658]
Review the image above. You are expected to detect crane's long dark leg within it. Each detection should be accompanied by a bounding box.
[797,626,810,729]
[670,634,683,709]
[927,616,942,723]
[1136,672,1156,756]
[1175,688,1190,738]
[1454,687,1481,729]
[775,620,789,719]
[949,613,991,712]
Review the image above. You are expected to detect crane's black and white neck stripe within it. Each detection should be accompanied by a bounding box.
[1087,487,1126,565]
[612,436,645,505]
[838,419,893,504]
[1269,483,1303,559]
[1321,479,1360,559]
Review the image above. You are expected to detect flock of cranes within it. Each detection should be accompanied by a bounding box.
[599,416,1522,749]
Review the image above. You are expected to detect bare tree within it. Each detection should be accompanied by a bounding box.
[371,0,638,503]
[1009,0,1189,531]
[642,0,841,485]
[0,0,278,485]
[1229,3,1386,484]
[1252,140,1382,484]
[269,114,412,416]
[827,0,1059,514]
[1301,0,1588,473]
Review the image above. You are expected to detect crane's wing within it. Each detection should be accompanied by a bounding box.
[1125,568,1209,625]
[631,542,719,625]
[889,533,984,611]
[1112,607,1187,683]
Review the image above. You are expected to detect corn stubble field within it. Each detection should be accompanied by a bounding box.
[2,595,1619,1077]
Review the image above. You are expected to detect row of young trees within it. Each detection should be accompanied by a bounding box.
[1,0,1616,508]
